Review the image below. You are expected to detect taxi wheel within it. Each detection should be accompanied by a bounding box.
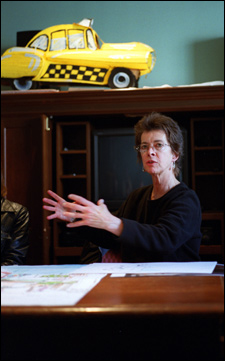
[108,68,137,89]
[12,78,38,91]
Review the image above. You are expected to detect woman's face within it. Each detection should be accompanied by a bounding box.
[140,130,178,176]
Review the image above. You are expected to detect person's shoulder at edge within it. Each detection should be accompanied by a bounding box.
[1,198,29,214]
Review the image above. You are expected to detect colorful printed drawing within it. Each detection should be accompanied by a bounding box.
[1,19,156,90]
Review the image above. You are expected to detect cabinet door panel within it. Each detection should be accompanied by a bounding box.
[1,115,52,264]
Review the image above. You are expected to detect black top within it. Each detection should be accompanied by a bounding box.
[80,182,202,262]
[116,182,202,262]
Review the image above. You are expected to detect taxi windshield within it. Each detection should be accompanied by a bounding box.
[29,35,48,51]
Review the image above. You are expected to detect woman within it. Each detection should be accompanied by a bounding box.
[43,112,202,262]
[1,180,30,265]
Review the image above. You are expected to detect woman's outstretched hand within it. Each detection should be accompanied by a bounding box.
[42,190,76,222]
[43,190,123,236]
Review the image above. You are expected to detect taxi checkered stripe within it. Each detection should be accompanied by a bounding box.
[41,64,108,83]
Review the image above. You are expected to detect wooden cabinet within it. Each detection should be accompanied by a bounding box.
[53,121,91,263]
[1,86,224,264]
[191,117,224,261]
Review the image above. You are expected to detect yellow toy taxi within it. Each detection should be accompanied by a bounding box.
[1,19,156,90]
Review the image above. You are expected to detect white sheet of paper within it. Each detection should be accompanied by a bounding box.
[1,265,106,306]
[75,262,217,275]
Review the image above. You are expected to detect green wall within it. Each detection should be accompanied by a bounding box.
[1,1,224,88]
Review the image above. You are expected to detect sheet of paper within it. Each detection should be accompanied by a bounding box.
[1,265,106,306]
[75,262,217,275]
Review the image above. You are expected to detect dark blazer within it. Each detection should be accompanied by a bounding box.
[1,198,29,265]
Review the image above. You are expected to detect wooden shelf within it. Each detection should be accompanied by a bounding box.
[53,121,91,263]
[202,212,224,219]
[200,245,222,255]
[195,171,223,176]
[60,150,87,154]
[2,86,224,116]
[60,175,87,179]
[191,117,224,262]
[194,146,223,150]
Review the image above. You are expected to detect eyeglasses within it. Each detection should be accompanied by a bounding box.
[135,142,170,153]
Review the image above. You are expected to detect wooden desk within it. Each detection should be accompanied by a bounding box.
[1,274,224,360]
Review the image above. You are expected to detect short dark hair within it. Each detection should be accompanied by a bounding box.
[134,112,184,177]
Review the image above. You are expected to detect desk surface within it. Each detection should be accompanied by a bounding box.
[2,274,224,360]
[2,275,224,316]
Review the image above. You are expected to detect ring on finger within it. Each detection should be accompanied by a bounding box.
[70,210,76,223]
